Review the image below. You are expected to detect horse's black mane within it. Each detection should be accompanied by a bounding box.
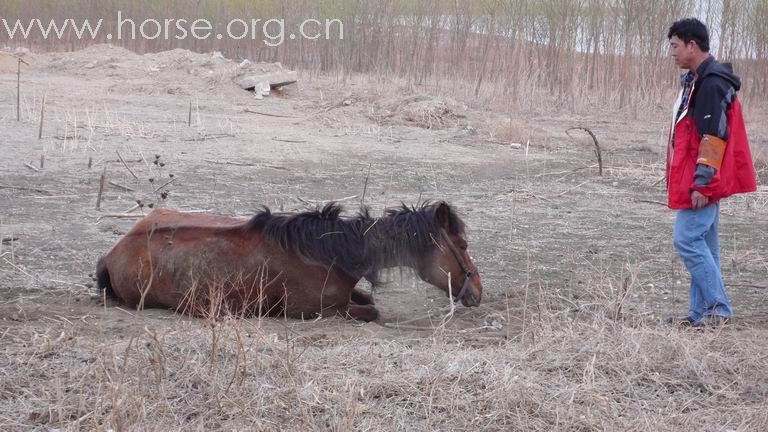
[246,201,465,284]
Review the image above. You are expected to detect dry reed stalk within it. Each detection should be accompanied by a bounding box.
[38,93,46,139]
[95,167,107,210]
[108,181,135,192]
[115,151,139,181]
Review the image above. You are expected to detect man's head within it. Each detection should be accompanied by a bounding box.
[668,18,710,70]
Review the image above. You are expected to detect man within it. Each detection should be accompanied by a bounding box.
[665,18,757,327]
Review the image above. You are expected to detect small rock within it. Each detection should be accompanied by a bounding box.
[446,362,462,375]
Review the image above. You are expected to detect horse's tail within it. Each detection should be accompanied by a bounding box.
[96,256,117,299]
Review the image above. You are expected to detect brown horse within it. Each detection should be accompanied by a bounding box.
[96,201,482,321]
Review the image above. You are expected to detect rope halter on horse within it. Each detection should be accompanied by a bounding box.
[438,228,477,304]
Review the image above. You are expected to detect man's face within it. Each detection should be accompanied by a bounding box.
[669,35,695,69]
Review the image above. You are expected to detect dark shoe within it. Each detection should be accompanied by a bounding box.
[692,315,730,328]
[665,315,696,326]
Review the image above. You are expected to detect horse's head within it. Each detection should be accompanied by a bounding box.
[415,202,483,307]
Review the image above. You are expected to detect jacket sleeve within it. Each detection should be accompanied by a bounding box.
[691,76,735,191]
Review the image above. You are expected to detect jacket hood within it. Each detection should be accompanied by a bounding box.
[698,57,741,91]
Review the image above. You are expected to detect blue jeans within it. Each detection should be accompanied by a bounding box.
[673,203,732,320]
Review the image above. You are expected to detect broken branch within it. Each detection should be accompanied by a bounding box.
[566,127,603,176]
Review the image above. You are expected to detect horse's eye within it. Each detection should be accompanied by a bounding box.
[459,242,468,251]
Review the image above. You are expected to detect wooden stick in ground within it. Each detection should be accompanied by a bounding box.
[98,213,143,219]
[96,167,107,210]
[203,159,288,171]
[96,213,144,223]
[123,203,141,213]
[153,177,177,193]
[16,58,20,122]
[14,57,28,122]
[635,199,667,206]
[88,156,92,169]
[108,180,136,192]
[272,137,308,143]
[188,101,192,127]
[183,133,235,142]
[116,151,139,180]
[0,183,52,194]
[38,93,46,139]
[244,108,296,118]
[297,195,358,205]
[566,127,603,176]
[40,154,45,169]
[203,159,256,166]
[361,163,371,207]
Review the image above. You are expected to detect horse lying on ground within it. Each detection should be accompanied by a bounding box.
[96,201,482,321]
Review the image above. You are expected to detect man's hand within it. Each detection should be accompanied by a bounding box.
[691,191,709,209]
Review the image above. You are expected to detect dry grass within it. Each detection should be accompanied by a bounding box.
[754,146,768,186]
[3,290,768,431]
[489,117,555,147]
[370,95,468,130]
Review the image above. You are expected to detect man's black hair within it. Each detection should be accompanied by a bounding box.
[668,18,710,52]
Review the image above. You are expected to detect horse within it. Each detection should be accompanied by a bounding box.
[96,201,483,321]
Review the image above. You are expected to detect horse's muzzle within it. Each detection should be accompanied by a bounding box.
[461,290,481,307]
[456,270,482,307]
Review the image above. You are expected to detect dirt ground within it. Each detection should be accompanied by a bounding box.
[1,45,768,431]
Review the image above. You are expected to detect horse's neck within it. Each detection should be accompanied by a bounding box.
[365,217,425,271]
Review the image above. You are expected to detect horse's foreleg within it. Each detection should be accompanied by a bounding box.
[350,287,375,305]
[344,304,379,322]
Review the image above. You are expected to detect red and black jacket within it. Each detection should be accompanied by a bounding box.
[666,57,757,209]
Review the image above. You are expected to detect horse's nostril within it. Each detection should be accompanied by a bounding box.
[466,293,479,306]
[474,290,483,302]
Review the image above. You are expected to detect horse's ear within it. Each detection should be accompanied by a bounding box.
[435,201,451,230]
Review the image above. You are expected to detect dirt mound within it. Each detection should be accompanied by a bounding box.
[372,95,467,129]
[0,52,19,73]
[41,44,294,95]
[0,47,35,73]
[44,44,138,73]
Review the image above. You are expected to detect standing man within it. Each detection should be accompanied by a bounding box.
[666,18,757,327]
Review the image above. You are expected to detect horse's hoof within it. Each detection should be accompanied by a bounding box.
[347,304,378,322]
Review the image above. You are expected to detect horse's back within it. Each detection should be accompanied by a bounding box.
[127,208,248,234]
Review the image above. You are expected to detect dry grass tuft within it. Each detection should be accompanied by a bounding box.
[490,117,553,146]
[371,95,468,130]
